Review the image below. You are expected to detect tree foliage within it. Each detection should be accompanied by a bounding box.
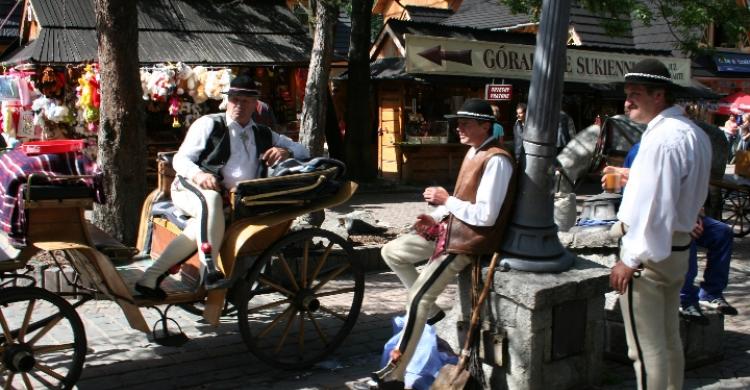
[500,0,750,54]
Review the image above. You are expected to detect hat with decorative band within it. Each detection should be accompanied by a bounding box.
[223,74,260,97]
[624,59,674,88]
[444,99,496,122]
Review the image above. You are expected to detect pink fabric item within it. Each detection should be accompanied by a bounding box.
[429,221,448,261]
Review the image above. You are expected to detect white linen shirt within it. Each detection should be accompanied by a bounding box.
[430,140,513,226]
[173,113,309,189]
[617,105,711,268]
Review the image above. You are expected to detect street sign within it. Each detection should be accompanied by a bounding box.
[485,84,512,101]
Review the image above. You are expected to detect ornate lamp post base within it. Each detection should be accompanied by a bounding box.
[500,223,576,272]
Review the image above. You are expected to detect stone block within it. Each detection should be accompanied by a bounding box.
[603,291,725,368]
[353,246,388,273]
[490,257,610,310]
[41,266,78,294]
[437,257,610,390]
[43,267,61,293]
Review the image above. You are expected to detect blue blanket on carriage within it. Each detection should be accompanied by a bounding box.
[0,149,103,246]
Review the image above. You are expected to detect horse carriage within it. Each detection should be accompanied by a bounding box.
[0,146,364,389]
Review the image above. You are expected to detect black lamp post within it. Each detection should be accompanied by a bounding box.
[500,0,576,272]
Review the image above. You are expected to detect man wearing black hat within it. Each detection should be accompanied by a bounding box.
[372,99,516,389]
[609,59,711,390]
[135,74,308,299]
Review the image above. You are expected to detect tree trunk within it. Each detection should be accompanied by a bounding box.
[345,0,375,180]
[299,0,337,158]
[92,0,145,246]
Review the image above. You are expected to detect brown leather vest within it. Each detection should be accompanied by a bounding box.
[445,141,516,255]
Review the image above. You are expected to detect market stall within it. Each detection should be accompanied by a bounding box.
[366,19,699,185]
[0,0,313,185]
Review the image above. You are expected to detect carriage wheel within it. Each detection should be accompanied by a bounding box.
[0,287,86,389]
[235,228,364,369]
[721,188,750,237]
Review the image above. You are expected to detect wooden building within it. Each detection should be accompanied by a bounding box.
[365,0,713,185]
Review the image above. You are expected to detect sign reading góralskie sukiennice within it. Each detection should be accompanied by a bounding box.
[404,34,691,87]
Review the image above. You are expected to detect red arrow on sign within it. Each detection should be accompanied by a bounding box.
[418,46,473,66]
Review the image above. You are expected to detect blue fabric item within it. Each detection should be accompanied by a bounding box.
[623,142,640,169]
[680,216,733,305]
[576,219,617,227]
[150,200,190,230]
[492,123,504,139]
[379,316,458,390]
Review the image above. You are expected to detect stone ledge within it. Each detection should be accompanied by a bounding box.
[559,226,619,249]
[604,291,725,369]
[492,257,610,310]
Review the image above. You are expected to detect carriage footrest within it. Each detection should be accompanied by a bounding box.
[204,271,231,290]
[150,304,190,347]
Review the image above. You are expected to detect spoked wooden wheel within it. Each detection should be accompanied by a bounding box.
[721,188,750,237]
[235,228,364,369]
[0,287,86,389]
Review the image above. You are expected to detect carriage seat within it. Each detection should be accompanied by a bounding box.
[150,200,191,231]
[24,184,95,201]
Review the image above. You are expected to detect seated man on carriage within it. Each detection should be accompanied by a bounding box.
[135,74,309,300]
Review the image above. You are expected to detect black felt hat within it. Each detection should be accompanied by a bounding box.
[624,59,674,88]
[444,99,496,122]
[223,74,260,97]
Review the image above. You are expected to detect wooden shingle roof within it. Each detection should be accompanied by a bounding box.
[3,0,312,65]
[0,0,23,40]
[441,0,635,49]
[404,6,453,24]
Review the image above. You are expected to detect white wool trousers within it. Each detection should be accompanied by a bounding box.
[379,233,473,381]
[149,181,225,275]
[619,232,691,390]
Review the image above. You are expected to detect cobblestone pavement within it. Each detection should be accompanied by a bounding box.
[15,190,750,389]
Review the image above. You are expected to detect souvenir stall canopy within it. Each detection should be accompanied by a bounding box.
[0,0,313,183]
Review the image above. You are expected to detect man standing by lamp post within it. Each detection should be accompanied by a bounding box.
[609,59,711,390]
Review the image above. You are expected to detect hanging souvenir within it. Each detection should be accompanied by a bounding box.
[38,67,64,98]
[168,95,181,128]
[192,66,208,104]
[76,64,100,133]
[176,62,193,96]
[17,110,35,138]
[1,100,20,137]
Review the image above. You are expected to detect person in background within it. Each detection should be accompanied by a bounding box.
[608,59,711,390]
[722,117,739,162]
[736,113,750,152]
[513,102,527,160]
[253,99,277,129]
[556,110,575,153]
[491,104,504,142]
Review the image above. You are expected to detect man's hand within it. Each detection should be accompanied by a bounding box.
[601,166,630,188]
[423,186,449,205]
[261,147,291,167]
[193,171,221,191]
[413,214,437,235]
[690,217,704,240]
[610,261,637,294]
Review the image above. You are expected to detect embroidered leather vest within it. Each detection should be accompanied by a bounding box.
[445,141,516,255]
